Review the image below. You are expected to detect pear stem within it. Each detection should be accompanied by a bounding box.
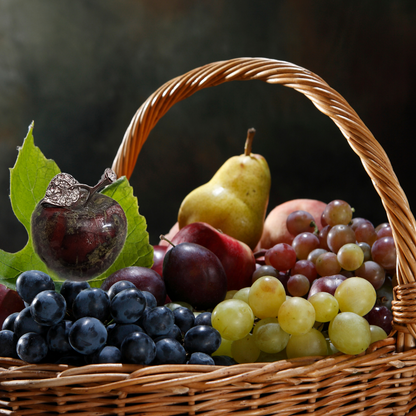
[244,128,256,156]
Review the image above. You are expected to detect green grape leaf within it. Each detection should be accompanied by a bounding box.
[0,122,153,290]
[88,177,154,288]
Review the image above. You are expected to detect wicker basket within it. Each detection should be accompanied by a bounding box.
[1,57,416,416]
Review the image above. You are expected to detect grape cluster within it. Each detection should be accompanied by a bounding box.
[211,199,395,362]
[0,271,232,366]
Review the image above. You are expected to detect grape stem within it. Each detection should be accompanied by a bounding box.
[159,235,176,247]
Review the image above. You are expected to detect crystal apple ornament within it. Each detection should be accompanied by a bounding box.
[31,168,127,281]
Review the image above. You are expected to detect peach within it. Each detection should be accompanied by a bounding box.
[260,199,327,249]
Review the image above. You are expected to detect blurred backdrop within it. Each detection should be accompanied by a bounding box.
[1,0,415,251]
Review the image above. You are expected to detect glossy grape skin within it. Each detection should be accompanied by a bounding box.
[334,277,376,316]
[69,317,107,355]
[336,243,364,271]
[286,210,316,236]
[292,232,320,260]
[212,337,233,357]
[287,274,310,297]
[328,312,371,355]
[315,252,341,277]
[321,200,353,226]
[308,275,346,298]
[290,260,318,284]
[252,317,290,354]
[358,242,372,262]
[107,323,144,348]
[307,248,328,264]
[252,265,278,284]
[188,352,215,365]
[107,280,137,300]
[142,291,157,309]
[30,290,66,326]
[2,312,19,331]
[278,297,316,335]
[248,276,286,319]
[371,237,397,270]
[233,287,250,304]
[121,331,156,365]
[308,292,339,323]
[355,261,386,290]
[265,243,297,271]
[183,325,221,355]
[213,355,237,366]
[375,223,392,238]
[194,312,212,327]
[16,332,48,363]
[60,280,90,310]
[110,288,146,324]
[72,288,110,322]
[16,270,55,304]
[364,305,393,335]
[141,306,175,338]
[369,325,388,344]
[154,338,187,364]
[92,346,122,364]
[173,306,195,334]
[212,299,254,341]
[14,307,48,338]
[327,224,356,253]
[318,225,331,251]
[354,222,377,246]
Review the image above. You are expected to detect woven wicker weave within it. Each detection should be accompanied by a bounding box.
[1,57,415,415]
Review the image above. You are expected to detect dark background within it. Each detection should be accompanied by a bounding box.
[1,1,415,252]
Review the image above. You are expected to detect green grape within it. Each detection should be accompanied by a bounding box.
[231,333,260,363]
[286,328,328,359]
[334,277,376,316]
[252,317,290,354]
[369,325,388,344]
[225,290,238,300]
[257,349,287,362]
[248,276,286,319]
[326,338,339,355]
[328,312,371,355]
[277,297,316,335]
[211,299,254,341]
[212,337,233,357]
[308,292,339,323]
[337,243,364,271]
[233,287,250,304]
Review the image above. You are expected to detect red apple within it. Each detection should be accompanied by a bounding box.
[151,245,168,278]
[166,222,256,291]
[260,199,327,249]
[0,284,25,328]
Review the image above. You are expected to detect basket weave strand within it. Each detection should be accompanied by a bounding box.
[1,57,415,415]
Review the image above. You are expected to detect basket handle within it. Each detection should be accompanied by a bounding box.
[112,57,416,341]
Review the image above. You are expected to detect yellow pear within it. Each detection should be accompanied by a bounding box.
[178,128,271,250]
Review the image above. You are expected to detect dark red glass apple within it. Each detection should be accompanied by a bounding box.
[31,169,127,281]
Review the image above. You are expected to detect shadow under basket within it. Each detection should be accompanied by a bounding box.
[1,58,416,416]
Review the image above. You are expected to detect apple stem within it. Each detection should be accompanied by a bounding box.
[159,235,176,247]
[244,128,256,156]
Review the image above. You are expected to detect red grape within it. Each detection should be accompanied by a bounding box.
[321,200,353,226]
[265,243,297,271]
[315,252,341,277]
[292,232,320,260]
[287,274,310,297]
[371,237,396,270]
[355,260,386,290]
[290,260,318,284]
[286,210,316,236]
[327,224,356,253]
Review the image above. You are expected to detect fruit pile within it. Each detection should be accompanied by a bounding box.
[210,199,395,362]
[0,270,232,366]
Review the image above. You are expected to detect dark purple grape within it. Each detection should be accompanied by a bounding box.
[194,312,212,327]
[30,290,66,326]
[46,320,73,354]
[110,288,146,324]
[60,280,90,309]
[2,311,20,331]
[154,338,187,364]
[142,291,157,309]
[90,346,122,364]
[107,323,144,349]
[212,355,237,366]
[121,331,156,364]
[364,305,393,335]
[16,332,48,363]
[252,265,278,283]
[371,237,396,270]
[16,270,55,304]
[14,307,48,338]
[0,329,18,358]
[72,288,110,322]
[187,352,215,365]
[153,324,182,342]
[107,280,137,300]
[355,261,386,290]
[183,325,221,355]
[141,306,174,338]
[173,307,195,334]
[68,317,107,355]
